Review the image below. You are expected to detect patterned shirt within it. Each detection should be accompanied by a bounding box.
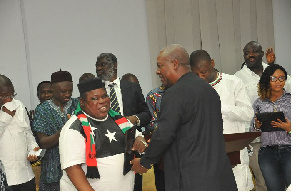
[250,92,291,147]
[145,85,165,134]
[33,98,78,184]
[0,160,8,191]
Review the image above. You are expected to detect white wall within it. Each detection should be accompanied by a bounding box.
[0,0,31,108]
[0,0,152,110]
[273,0,291,75]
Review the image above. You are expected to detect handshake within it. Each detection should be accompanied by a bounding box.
[130,158,148,174]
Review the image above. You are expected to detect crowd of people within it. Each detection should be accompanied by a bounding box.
[0,41,291,191]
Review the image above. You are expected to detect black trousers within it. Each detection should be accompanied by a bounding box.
[133,153,143,191]
[153,163,165,191]
[8,178,36,191]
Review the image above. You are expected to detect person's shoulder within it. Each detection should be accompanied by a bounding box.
[253,97,263,105]
[234,68,245,77]
[222,73,244,83]
[284,92,291,98]
[120,79,140,89]
[147,86,162,96]
[62,115,84,136]
[34,100,50,112]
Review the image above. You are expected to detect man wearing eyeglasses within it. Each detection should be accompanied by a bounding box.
[234,41,291,191]
[0,74,40,191]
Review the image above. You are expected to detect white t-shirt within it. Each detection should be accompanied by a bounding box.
[59,114,142,191]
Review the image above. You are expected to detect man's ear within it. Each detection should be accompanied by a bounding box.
[79,97,84,108]
[50,84,54,92]
[113,62,118,71]
[211,59,215,68]
[172,59,179,70]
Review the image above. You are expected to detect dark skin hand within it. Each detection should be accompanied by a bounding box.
[126,115,138,125]
[271,117,291,133]
[1,106,15,117]
[255,117,291,133]
[266,48,276,64]
[132,136,147,154]
[2,105,39,162]
[27,147,40,162]
[254,117,263,130]
[130,158,148,174]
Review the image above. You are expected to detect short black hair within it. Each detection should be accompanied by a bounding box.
[37,81,51,93]
[190,50,212,68]
[79,73,95,83]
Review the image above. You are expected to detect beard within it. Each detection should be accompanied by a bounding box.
[98,66,115,81]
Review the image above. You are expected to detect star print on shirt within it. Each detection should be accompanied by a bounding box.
[105,129,117,143]
[90,125,97,137]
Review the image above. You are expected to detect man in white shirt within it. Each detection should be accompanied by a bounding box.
[234,41,291,191]
[0,74,39,191]
[190,50,254,191]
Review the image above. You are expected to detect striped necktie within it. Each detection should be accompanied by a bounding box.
[108,83,120,113]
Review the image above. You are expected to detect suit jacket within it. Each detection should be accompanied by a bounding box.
[140,72,237,191]
[120,80,151,128]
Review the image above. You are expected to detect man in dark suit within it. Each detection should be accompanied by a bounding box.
[130,44,237,191]
[95,53,151,191]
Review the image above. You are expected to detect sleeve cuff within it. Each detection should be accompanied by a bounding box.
[140,156,153,169]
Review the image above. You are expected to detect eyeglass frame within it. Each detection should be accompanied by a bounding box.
[0,93,17,99]
[270,76,286,82]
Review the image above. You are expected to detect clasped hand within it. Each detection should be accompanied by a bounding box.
[132,136,147,154]
[130,158,148,174]
[27,147,40,162]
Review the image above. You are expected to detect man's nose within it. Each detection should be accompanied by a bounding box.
[156,69,161,75]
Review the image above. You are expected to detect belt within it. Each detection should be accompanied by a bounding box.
[264,145,291,150]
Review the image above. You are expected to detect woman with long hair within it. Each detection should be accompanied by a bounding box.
[250,64,291,191]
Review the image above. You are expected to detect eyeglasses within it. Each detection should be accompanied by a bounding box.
[270,76,286,82]
[0,93,17,99]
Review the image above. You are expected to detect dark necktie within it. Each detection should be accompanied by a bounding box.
[109,83,120,113]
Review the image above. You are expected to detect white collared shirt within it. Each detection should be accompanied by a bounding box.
[212,73,254,134]
[235,62,291,104]
[0,99,38,186]
[103,78,124,116]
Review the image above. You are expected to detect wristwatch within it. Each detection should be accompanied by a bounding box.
[141,140,148,147]
[134,115,140,126]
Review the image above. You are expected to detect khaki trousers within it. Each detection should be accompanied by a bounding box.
[249,142,267,191]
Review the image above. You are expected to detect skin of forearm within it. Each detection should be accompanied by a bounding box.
[36,131,60,149]
[65,165,94,191]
